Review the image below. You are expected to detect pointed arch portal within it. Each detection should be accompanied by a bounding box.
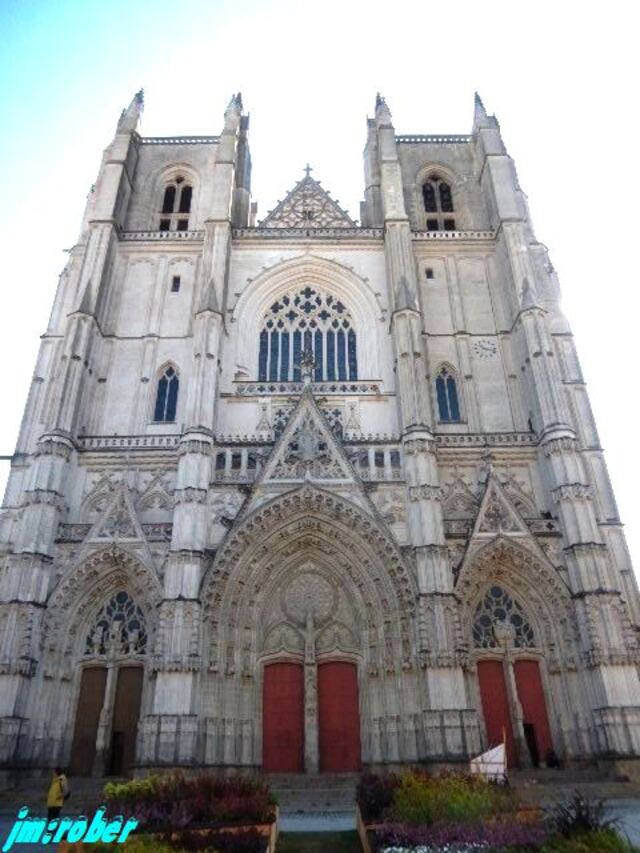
[457,538,570,767]
[201,485,415,771]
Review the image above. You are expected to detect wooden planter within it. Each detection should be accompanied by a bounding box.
[58,807,279,852]
[356,804,379,853]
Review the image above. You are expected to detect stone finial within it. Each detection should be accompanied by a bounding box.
[473,90,499,132]
[224,92,243,121]
[375,92,392,125]
[117,89,144,133]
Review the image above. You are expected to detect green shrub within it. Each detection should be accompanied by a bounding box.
[390,770,518,825]
[542,828,640,852]
[547,790,617,837]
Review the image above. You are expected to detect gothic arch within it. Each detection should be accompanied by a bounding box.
[413,164,462,230]
[200,485,417,677]
[455,536,579,673]
[230,255,386,381]
[41,546,162,674]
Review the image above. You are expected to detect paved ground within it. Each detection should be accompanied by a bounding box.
[607,799,640,845]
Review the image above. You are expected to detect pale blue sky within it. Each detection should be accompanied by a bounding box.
[1,0,639,568]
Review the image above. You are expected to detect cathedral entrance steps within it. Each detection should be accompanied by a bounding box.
[266,773,358,819]
[510,768,640,805]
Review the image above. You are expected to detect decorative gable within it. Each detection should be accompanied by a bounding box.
[471,474,530,539]
[259,170,357,228]
[85,482,146,543]
[257,388,357,484]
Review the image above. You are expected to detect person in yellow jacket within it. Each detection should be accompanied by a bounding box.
[46,767,68,819]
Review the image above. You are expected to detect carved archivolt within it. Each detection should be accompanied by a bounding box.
[456,537,580,672]
[201,485,417,676]
[41,546,161,674]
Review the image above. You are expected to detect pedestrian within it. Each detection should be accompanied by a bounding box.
[46,766,68,819]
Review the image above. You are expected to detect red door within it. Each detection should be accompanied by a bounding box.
[318,662,361,772]
[514,660,553,765]
[477,660,517,767]
[263,662,304,772]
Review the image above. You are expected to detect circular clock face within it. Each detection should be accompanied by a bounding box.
[473,339,498,359]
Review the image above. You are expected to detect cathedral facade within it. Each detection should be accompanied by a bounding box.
[1,91,639,781]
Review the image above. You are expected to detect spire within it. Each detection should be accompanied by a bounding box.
[472,91,499,132]
[117,89,144,133]
[375,92,393,126]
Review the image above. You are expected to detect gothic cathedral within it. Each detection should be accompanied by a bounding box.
[1,91,639,782]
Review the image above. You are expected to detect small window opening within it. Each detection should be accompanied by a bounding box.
[425,268,434,279]
[177,219,189,231]
[215,452,226,471]
[231,452,242,470]
[159,219,171,231]
[171,276,181,293]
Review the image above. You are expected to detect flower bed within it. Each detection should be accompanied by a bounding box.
[356,772,639,853]
[86,771,278,852]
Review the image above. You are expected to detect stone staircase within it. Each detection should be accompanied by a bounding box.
[509,767,640,805]
[266,773,358,831]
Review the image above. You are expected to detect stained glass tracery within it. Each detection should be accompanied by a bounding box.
[85,591,147,656]
[472,585,535,649]
[258,287,358,382]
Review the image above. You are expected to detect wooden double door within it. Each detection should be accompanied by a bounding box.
[263,661,361,772]
[69,665,143,776]
[477,658,552,768]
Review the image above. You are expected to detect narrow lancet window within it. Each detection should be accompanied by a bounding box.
[436,366,461,422]
[154,366,179,422]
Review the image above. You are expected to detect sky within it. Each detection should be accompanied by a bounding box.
[0,0,639,569]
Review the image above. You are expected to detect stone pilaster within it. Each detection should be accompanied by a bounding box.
[375,94,480,758]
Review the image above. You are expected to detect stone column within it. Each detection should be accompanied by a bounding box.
[303,608,319,773]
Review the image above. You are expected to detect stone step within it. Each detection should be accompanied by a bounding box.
[274,791,355,809]
[265,773,358,790]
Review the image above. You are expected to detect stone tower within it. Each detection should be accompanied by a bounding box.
[1,90,639,782]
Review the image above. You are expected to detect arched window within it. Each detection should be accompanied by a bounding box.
[422,174,455,232]
[435,366,461,422]
[85,591,147,656]
[154,365,179,422]
[257,287,358,382]
[158,176,193,232]
[472,585,535,649]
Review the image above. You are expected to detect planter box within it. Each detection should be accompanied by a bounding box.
[356,804,379,853]
[58,807,279,852]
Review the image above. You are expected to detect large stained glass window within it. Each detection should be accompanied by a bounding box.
[258,287,358,382]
